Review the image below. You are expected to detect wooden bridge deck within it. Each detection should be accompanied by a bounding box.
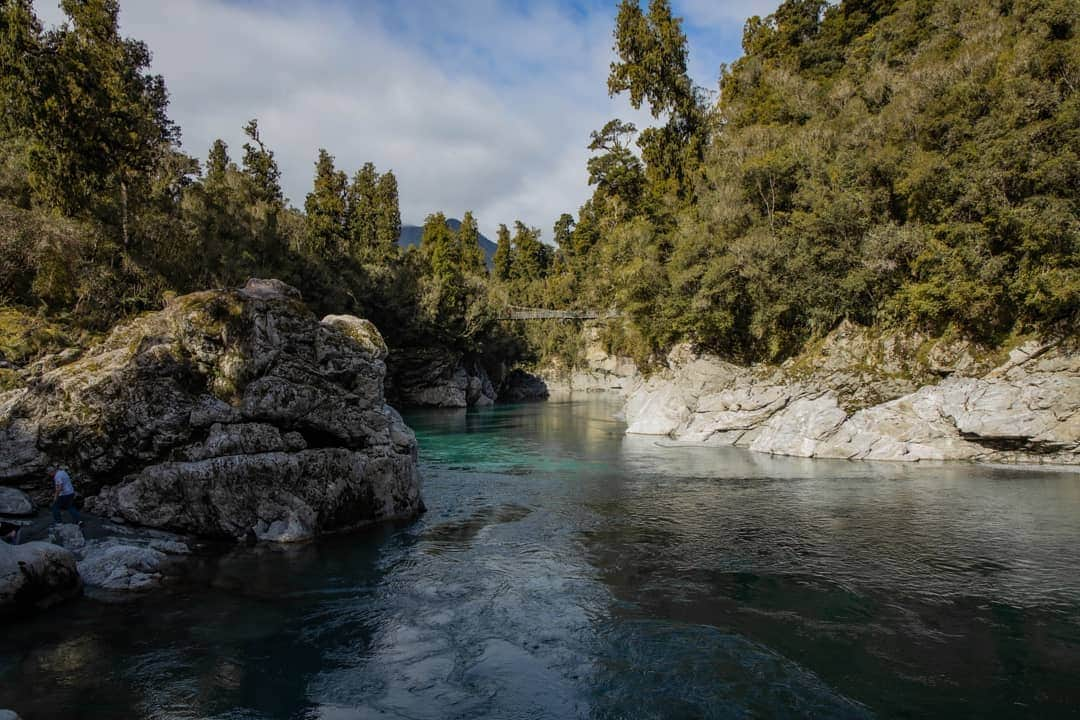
[500,306,618,320]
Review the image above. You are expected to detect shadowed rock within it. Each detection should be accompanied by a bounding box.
[0,541,82,619]
[0,487,33,517]
[388,347,496,408]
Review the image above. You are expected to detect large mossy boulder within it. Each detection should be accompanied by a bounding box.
[0,279,422,541]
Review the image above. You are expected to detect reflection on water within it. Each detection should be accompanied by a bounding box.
[1,398,1078,719]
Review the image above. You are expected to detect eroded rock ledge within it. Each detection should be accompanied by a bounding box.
[0,278,423,542]
[624,328,1079,465]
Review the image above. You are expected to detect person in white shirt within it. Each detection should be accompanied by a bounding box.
[50,467,82,526]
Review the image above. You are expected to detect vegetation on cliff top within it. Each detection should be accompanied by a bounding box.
[0,0,1076,373]
[506,0,1077,365]
[0,0,516,369]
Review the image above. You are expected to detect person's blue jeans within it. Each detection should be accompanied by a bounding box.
[51,494,81,524]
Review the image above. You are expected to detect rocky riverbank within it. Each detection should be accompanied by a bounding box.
[550,322,1079,465]
[0,279,424,617]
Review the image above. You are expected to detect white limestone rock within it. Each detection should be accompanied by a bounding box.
[621,333,1079,465]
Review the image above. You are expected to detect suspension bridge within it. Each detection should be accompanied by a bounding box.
[500,306,620,321]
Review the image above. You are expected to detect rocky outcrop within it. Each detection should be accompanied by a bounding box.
[387,347,496,408]
[0,541,82,618]
[624,331,1079,465]
[0,278,423,541]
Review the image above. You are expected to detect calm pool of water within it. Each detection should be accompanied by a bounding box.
[2,398,1078,718]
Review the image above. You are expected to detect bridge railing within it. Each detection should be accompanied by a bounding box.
[499,306,619,320]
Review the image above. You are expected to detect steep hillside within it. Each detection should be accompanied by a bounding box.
[497,0,1079,368]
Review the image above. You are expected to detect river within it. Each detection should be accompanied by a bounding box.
[2,398,1078,718]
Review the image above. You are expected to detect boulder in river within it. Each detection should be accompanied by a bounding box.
[0,541,82,619]
[46,521,193,592]
[0,279,423,541]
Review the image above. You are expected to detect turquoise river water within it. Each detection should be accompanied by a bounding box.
[1,398,1079,719]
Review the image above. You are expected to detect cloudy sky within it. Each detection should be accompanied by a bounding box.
[33,0,779,240]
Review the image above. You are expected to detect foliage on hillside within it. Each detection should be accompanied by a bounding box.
[497,0,1078,366]
[0,0,1075,375]
[0,0,518,367]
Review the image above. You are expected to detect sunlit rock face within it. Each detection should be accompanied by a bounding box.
[625,331,1080,466]
[0,279,423,541]
[541,324,639,398]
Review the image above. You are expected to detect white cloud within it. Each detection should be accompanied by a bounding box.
[30,0,762,241]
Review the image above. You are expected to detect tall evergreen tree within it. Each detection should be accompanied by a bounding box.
[304,149,348,257]
[205,139,230,189]
[493,223,513,281]
[457,211,487,274]
[346,162,378,259]
[0,0,42,138]
[422,211,460,282]
[511,221,549,281]
[586,119,645,210]
[241,119,282,206]
[374,169,401,260]
[553,214,575,255]
[3,0,178,244]
[608,0,703,200]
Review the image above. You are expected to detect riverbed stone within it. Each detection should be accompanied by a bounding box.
[0,541,82,618]
[321,315,388,360]
[48,523,86,550]
[77,543,167,591]
[748,394,848,458]
[499,369,549,402]
[625,382,693,436]
[45,520,192,592]
[388,348,497,408]
[0,487,33,516]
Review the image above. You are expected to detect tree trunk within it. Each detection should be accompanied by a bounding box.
[120,180,129,248]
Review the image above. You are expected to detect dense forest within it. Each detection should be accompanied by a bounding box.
[0,0,515,373]
[510,0,1078,365]
[0,0,1077,378]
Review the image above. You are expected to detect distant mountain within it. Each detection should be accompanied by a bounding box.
[398,218,497,267]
